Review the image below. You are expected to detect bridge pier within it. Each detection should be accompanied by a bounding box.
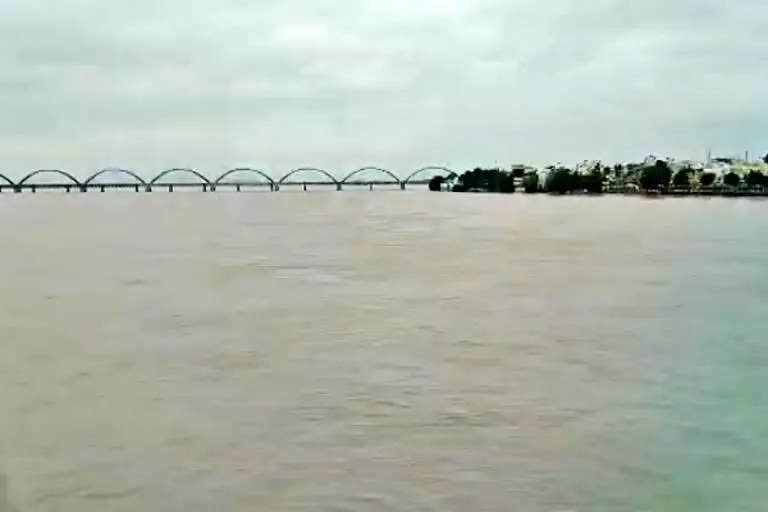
[14,187,21,194]
[274,184,280,191]
[135,185,139,193]
[236,184,241,192]
[369,183,373,191]
[80,186,86,193]
[210,185,216,192]
[66,186,71,193]
[302,182,307,191]
[31,185,36,193]
[336,183,342,191]
[202,184,208,192]
[100,185,105,192]
[400,182,406,190]
[146,185,152,192]
[168,184,173,192]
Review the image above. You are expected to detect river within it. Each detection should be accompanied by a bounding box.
[1,192,766,511]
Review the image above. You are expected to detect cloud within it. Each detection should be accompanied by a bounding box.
[0,0,766,178]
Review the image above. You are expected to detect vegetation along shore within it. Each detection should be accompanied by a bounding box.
[430,153,768,196]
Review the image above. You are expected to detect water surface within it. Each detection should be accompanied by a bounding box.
[1,192,766,511]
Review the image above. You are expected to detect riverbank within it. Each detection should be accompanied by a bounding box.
[436,165,768,197]
[577,188,768,197]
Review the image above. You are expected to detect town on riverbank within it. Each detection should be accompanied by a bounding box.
[430,153,768,195]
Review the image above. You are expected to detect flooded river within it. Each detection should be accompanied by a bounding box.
[1,192,766,511]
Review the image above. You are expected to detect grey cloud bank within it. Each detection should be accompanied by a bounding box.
[1,0,766,178]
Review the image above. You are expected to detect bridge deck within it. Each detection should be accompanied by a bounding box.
[0,181,431,193]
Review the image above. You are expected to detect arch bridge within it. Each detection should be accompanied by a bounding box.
[213,168,276,191]
[0,166,457,193]
[0,173,16,191]
[341,167,403,190]
[403,166,458,185]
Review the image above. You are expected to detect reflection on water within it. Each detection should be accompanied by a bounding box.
[1,193,767,511]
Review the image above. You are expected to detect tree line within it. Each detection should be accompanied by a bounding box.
[431,155,768,194]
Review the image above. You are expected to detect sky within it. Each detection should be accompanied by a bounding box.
[1,0,766,179]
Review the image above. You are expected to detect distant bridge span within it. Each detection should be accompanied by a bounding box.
[404,166,457,184]
[84,169,147,186]
[341,167,402,185]
[279,168,339,185]
[214,168,276,186]
[0,166,459,193]
[150,168,211,185]
[18,169,82,187]
[0,173,15,188]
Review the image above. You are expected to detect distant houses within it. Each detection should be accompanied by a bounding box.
[434,153,768,195]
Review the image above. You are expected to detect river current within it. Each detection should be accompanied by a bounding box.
[1,192,766,511]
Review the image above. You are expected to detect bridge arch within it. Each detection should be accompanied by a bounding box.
[150,168,211,185]
[403,166,457,184]
[214,168,275,185]
[84,169,147,186]
[17,169,82,186]
[278,168,339,184]
[0,173,16,187]
[341,167,402,184]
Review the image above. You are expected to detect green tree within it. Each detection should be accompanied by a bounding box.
[428,175,445,191]
[723,172,740,187]
[672,169,691,189]
[454,168,483,191]
[700,172,716,187]
[655,160,672,189]
[486,169,501,192]
[746,170,765,188]
[640,168,660,190]
[639,160,671,191]
[763,153,768,164]
[522,172,539,193]
[452,168,514,193]
[546,168,575,194]
[499,173,516,193]
[582,169,604,193]
[570,172,583,192]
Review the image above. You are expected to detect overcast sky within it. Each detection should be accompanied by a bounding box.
[1,0,766,178]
